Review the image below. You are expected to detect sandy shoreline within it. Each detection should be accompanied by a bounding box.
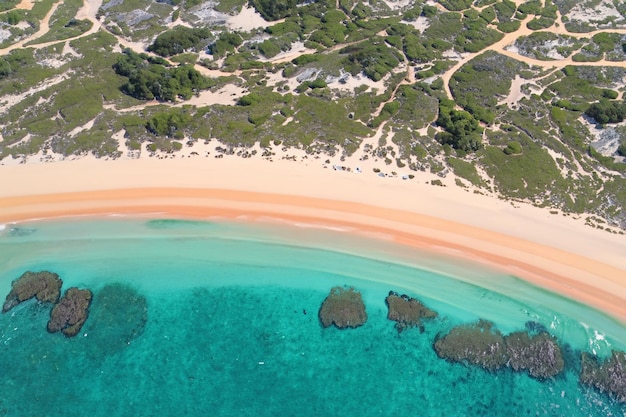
[0,156,625,323]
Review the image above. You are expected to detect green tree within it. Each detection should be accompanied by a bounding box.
[585,99,626,125]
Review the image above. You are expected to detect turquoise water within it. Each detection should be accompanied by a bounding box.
[0,218,624,416]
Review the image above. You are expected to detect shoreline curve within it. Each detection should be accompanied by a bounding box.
[0,157,624,323]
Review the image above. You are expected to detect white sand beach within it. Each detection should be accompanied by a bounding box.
[0,154,624,322]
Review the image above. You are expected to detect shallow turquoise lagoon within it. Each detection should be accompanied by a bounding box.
[0,218,624,416]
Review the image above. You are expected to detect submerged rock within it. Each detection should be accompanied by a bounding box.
[385,291,437,333]
[83,283,148,355]
[2,271,62,313]
[434,320,508,371]
[47,287,92,337]
[505,331,564,379]
[580,350,626,403]
[319,286,367,329]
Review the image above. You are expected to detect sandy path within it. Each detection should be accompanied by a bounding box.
[439,10,626,100]
[0,1,61,53]
[0,157,624,322]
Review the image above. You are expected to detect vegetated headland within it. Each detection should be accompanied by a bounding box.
[0,0,625,231]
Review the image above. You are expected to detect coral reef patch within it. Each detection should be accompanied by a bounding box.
[385,291,437,333]
[319,286,367,329]
[505,331,564,379]
[580,350,626,403]
[2,271,62,313]
[434,320,565,379]
[47,287,93,337]
[434,319,508,371]
[83,283,148,356]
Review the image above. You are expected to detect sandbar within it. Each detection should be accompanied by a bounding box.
[0,155,624,322]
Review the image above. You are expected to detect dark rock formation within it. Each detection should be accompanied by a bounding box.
[2,271,62,313]
[435,320,566,379]
[580,350,626,403]
[319,286,367,329]
[434,320,508,371]
[84,283,148,355]
[505,331,564,379]
[47,287,92,337]
[385,291,437,333]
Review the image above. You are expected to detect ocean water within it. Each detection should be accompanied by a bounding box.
[0,218,624,416]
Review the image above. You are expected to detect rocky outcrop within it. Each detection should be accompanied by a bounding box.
[385,291,437,333]
[434,320,565,379]
[319,286,367,329]
[434,320,508,371]
[47,287,93,337]
[505,331,564,379]
[580,350,626,403]
[2,271,62,313]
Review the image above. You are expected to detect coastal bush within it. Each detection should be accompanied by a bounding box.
[250,0,298,20]
[113,49,212,101]
[436,101,483,153]
[341,38,402,81]
[504,141,522,155]
[438,0,473,11]
[517,0,542,15]
[493,0,517,21]
[146,109,193,138]
[497,20,521,33]
[526,16,555,30]
[585,99,626,125]
[0,48,36,79]
[208,32,243,58]
[447,157,486,186]
[147,26,212,57]
[449,51,523,123]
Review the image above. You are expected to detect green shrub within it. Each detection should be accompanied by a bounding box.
[113,49,212,101]
[504,141,522,155]
[585,99,626,125]
[250,0,297,20]
[148,26,212,57]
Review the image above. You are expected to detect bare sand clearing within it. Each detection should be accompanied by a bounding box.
[0,156,625,322]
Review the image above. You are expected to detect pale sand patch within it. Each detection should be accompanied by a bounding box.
[567,0,623,24]
[226,5,273,32]
[14,0,34,11]
[179,84,247,107]
[498,75,532,107]
[0,156,624,322]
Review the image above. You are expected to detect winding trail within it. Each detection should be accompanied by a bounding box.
[439,2,626,100]
[0,1,61,53]
[1,0,626,117]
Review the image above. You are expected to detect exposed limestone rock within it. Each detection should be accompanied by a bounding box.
[2,271,62,313]
[580,350,626,403]
[505,331,564,379]
[385,291,437,333]
[47,287,93,337]
[434,320,508,371]
[319,286,367,329]
[435,320,566,379]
